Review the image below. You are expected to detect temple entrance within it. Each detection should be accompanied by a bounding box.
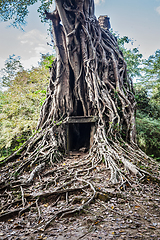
[69,123,91,151]
[66,116,98,153]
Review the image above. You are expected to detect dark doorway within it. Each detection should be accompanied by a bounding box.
[69,123,91,151]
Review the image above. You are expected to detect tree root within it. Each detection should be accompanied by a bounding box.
[0,130,159,229]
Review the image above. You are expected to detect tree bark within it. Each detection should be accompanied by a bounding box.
[39,0,136,145]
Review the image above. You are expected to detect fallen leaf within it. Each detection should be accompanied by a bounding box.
[149,226,156,229]
[44,203,48,207]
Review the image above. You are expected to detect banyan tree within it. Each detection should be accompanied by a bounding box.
[0,0,159,229]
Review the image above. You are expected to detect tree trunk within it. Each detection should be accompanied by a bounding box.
[39,0,136,143]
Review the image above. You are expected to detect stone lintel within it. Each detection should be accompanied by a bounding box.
[67,116,98,124]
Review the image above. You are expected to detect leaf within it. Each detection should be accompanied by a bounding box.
[44,203,48,207]
[149,226,156,229]
[94,221,99,225]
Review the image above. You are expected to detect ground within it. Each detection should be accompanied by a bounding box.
[0,152,160,240]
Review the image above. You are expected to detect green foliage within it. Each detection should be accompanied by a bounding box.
[135,85,160,119]
[40,53,55,69]
[0,0,54,29]
[116,35,143,78]
[140,50,160,106]
[0,55,23,88]
[0,55,52,158]
[134,50,160,160]
[142,49,160,83]
[136,112,160,160]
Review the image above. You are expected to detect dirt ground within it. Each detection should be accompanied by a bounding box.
[0,152,160,240]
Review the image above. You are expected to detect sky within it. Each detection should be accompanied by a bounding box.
[0,0,160,72]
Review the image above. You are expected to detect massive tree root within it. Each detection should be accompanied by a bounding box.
[0,0,160,231]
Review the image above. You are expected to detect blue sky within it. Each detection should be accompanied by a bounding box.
[0,0,160,71]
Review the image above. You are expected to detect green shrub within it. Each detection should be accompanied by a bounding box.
[136,112,160,160]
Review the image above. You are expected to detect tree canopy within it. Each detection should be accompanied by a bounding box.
[135,49,160,159]
[0,0,53,28]
[0,54,54,159]
[140,50,160,106]
[0,54,24,87]
[116,35,143,78]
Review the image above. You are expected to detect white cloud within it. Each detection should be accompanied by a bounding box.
[94,0,104,5]
[35,46,47,54]
[17,30,50,54]
[21,56,40,69]
[18,29,46,45]
[156,6,160,14]
[20,40,28,44]
[16,29,53,69]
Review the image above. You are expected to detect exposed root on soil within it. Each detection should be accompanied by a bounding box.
[0,123,159,230]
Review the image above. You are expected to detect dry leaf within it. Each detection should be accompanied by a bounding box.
[44,203,48,207]
[135,205,140,208]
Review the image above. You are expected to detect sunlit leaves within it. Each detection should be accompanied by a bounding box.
[0,55,52,157]
[140,50,160,106]
[0,55,24,88]
[116,34,143,78]
[40,53,55,69]
[135,50,160,160]
[136,112,160,159]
